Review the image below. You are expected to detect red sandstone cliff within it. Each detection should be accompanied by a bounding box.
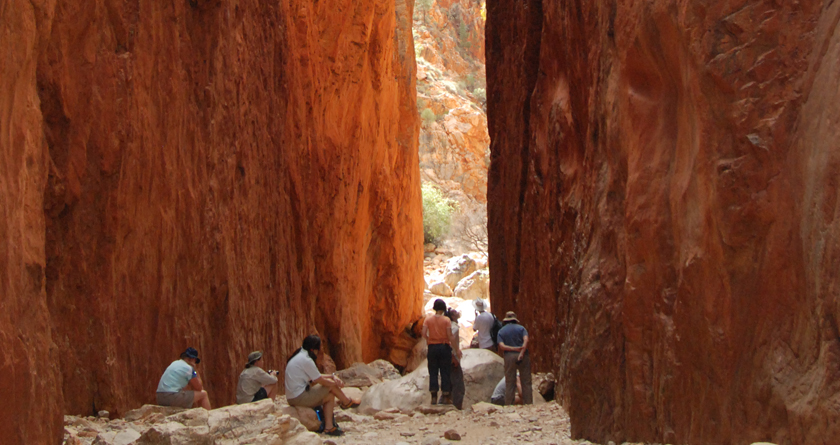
[487,0,840,444]
[1,0,422,442]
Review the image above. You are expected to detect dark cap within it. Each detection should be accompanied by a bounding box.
[183,347,201,364]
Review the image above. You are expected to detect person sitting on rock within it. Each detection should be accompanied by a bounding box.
[472,298,496,350]
[285,335,360,437]
[236,350,279,404]
[156,347,211,410]
[447,308,465,409]
[424,298,454,405]
[497,312,533,405]
[490,374,522,405]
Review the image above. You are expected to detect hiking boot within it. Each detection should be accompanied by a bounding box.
[439,393,453,405]
[430,391,438,405]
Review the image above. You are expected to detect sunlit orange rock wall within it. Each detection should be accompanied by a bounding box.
[1,0,422,441]
[486,1,840,444]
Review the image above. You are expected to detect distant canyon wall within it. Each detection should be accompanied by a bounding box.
[486,0,840,444]
[1,0,422,442]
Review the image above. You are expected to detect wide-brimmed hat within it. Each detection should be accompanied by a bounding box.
[503,311,519,323]
[472,298,487,311]
[247,351,263,364]
[183,347,201,364]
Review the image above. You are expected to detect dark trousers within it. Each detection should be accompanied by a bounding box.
[504,351,532,405]
[427,343,452,393]
[451,362,465,409]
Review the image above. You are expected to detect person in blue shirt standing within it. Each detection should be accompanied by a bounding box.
[156,347,211,409]
[496,312,532,405]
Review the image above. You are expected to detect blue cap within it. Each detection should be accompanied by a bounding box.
[183,347,201,364]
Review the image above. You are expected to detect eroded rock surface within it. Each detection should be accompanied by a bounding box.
[64,400,319,445]
[2,0,422,441]
[486,0,840,444]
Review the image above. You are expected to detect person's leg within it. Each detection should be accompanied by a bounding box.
[450,362,465,409]
[519,354,533,404]
[193,390,211,410]
[265,383,277,400]
[427,345,441,401]
[439,346,452,402]
[504,353,517,405]
[328,385,360,407]
[322,394,337,430]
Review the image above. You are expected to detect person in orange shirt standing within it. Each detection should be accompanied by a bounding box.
[423,298,454,405]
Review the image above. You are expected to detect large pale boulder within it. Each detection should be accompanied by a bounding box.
[358,349,503,414]
[102,399,322,445]
[453,269,489,302]
[428,281,453,297]
[443,255,477,290]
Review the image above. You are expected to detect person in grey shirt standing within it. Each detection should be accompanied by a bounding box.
[496,311,532,405]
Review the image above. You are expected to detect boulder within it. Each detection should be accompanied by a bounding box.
[471,402,499,414]
[428,281,453,297]
[368,359,401,381]
[533,372,556,401]
[74,399,320,445]
[165,408,209,427]
[444,429,461,440]
[279,406,321,432]
[443,255,477,289]
[452,269,489,302]
[358,349,503,414]
[124,405,185,422]
[341,387,365,401]
[93,429,142,445]
[404,338,428,374]
[335,359,400,387]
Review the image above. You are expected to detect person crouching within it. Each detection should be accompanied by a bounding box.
[156,347,211,410]
[236,350,279,404]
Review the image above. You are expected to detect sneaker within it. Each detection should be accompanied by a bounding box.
[323,426,344,437]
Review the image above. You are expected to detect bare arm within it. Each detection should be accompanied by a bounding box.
[422,322,429,341]
[451,327,462,360]
[186,373,204,391]
[313,374,344,389]
[498,340,516,352]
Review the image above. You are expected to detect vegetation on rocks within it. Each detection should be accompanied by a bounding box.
[422,183,457,244]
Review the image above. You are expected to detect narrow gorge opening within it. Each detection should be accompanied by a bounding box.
[413,0,492,346]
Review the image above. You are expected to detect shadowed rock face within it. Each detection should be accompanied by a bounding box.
[1,0,422,442]
[486,0,840,444]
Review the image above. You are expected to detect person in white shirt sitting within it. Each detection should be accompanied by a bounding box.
[285,335,360,436]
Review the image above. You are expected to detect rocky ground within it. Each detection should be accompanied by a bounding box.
[64,397,641,445]
[325,401,601,445]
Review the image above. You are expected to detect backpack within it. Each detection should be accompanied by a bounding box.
[489,313,503,346]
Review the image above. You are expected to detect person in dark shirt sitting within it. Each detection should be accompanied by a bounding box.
[496,312,532,405]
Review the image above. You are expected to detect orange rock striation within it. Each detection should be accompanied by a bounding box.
[415,0,489,204]
[487,0,840,444]
[1,0,422,442]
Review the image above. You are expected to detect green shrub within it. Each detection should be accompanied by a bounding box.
[458,22,471,49]
[473,88,486,103]
[421,108,436,124]
[422,183,457,244]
